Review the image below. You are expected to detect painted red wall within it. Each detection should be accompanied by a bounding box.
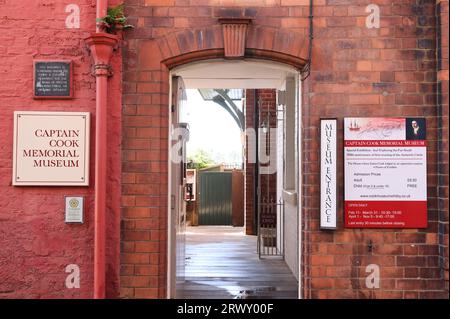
[0,0,122,298]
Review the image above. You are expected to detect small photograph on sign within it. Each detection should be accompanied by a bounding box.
[344,117,406,141]
[406,118,426,140]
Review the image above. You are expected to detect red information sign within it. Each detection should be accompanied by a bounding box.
[344,118,427,228]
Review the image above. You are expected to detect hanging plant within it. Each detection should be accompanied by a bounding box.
[96,3,134,35]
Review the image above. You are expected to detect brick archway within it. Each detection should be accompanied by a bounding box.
[157,25,309,69]
[121,23,309,299]
[136,25,309,71]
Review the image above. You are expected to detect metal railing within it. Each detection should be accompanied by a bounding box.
[257,198,285,258]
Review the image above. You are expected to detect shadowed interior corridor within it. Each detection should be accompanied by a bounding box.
[176,226,298,299]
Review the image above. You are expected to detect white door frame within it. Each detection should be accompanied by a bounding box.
[166,61,303,299]
[167,75,175,298]
[296,74,302,299]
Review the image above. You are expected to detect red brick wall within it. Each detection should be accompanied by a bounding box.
[244,89,278,235]
[437,0,449,293]
[121,0,448,299]
[258,89,278,211]
[301,0,448,298]
[121,2,309,298]
[0,1,122,298]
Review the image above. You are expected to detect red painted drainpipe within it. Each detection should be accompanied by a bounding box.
[85,0,118,299]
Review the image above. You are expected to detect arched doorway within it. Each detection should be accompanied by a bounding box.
[120,19,309,298]
[167,59,302,298]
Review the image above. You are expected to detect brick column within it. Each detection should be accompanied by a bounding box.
[437,0,449,293]
[244,89,278,235]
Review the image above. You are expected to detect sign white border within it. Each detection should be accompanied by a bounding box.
[12,111,90,186]
[320,118,337,229]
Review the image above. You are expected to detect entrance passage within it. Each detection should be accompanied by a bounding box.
[198,172,232,225]
[176,226,298,299]
[169,60,301,298]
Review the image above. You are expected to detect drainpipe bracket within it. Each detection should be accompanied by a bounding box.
[91,64,114,77]
[84,32,119,77]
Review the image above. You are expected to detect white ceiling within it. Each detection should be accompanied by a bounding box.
[171,59,298,90]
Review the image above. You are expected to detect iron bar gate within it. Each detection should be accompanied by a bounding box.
[258,198,285,257]
[257,93,285,258]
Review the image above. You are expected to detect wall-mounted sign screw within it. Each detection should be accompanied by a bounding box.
[368,239,373,253]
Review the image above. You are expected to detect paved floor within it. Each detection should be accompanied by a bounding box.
[176,226,298,299]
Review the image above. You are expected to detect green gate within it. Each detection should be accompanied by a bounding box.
[198,172,232,225]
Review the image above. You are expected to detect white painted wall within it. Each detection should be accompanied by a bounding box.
[284,202,298,279]
[282,77,299,280]
[276,102,284,253]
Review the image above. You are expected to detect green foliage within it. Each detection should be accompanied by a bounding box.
[96,4,134,34]
[187,149,216,169]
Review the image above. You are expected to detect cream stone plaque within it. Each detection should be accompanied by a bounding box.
[13,111,90,186]
[65,196,84,223]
